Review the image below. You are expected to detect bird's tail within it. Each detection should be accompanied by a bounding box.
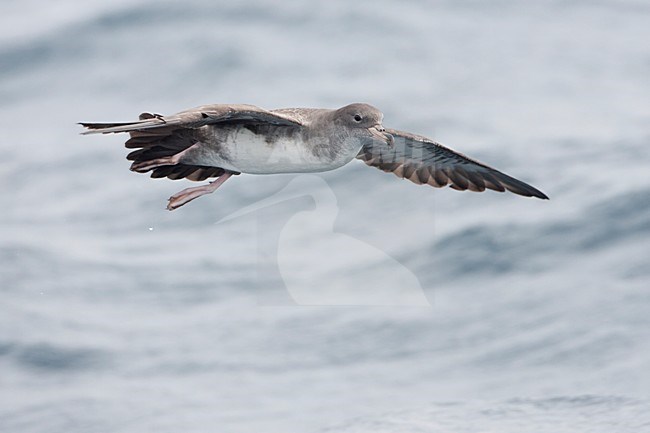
[81,112,225,181]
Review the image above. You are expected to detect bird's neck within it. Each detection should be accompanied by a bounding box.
[308,116,364,163]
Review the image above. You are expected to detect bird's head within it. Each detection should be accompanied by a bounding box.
[335,103,394,147]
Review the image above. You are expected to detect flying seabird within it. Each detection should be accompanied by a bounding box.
[80,103,548,210]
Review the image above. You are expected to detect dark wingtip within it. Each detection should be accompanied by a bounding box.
[536,190,550,200]
[515,185,549,200]
[78,122,99,135]
[78,122,102,129]
[497,173,549,200]
[523,184,549,200]
[78,122,113,135]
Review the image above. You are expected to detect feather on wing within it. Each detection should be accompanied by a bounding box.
[357,128,548,199]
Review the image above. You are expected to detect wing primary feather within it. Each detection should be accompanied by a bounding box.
[357,129,548,199]
[445,168,469,190]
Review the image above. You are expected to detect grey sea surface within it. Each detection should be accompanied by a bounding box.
[1,0,649,432]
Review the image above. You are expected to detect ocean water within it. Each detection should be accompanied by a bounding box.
[1,0,650,432]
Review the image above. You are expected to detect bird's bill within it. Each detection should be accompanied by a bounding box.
[369,126,394,147]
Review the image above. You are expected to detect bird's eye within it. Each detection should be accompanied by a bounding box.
[353,114,363,122]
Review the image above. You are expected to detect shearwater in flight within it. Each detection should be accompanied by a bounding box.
[80,103,548,210]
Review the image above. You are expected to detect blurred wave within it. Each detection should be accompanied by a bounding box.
[3,342,109,371]
[323,395,650,433]
[418,188,650,280]
[1,0,649,432]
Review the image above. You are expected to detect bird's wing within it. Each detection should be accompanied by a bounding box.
[79,104,304,135]
[356,128,548,199]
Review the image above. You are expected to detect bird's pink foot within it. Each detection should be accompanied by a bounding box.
[166,173,233,210]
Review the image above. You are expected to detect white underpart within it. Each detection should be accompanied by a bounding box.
[194,128,355,174]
